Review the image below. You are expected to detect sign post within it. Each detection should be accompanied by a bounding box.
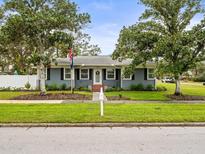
[99,87,104,116]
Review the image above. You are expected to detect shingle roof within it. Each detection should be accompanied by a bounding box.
[54,56,155,67]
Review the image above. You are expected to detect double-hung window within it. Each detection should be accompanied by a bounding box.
[147,68,155,80]
[123,73,132,80]
[80,69,89,80]
[64,68,71,80]
[106,69,115,80]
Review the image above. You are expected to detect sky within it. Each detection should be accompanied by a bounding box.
[74,0,145,55]
[0,0,204,55]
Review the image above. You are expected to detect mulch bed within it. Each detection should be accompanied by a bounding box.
[107,96,131,101]
[107,95,205,101]
[12,93,92,100]
[168,95,205,101]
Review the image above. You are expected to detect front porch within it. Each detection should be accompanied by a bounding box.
[74,67,121,92]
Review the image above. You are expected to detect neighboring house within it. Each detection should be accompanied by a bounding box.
[45,56,156,91]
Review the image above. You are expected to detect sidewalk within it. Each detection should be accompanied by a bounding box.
[92,92,107,101]
[0,100,205,104]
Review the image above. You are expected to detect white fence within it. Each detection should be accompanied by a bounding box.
[0,75,37,89]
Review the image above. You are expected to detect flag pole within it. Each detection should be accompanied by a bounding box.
[71,45,74,94]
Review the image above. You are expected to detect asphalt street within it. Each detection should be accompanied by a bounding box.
[0,127,205,154]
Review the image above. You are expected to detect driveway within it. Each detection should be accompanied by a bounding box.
[0,127,205,154]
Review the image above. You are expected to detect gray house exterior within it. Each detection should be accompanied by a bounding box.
[45,56,156,91]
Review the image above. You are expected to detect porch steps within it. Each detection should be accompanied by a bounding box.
[92,85,104,92]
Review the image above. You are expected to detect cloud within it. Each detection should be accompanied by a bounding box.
[186,19,201,30]
[90,1,113,11]
[85,23,121,55]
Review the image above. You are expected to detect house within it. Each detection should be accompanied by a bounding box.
[45,56,156,91]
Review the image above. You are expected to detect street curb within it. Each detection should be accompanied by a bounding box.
[1,123,205,128]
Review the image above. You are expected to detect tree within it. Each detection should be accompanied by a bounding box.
[0,14,33,74]
[51,31,101,57]
[2,0,93,94]
[113,0,205,95]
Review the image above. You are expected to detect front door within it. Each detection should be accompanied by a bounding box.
[93,69,102,85]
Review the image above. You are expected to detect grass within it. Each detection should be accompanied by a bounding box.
[0,103,205,123]
[0,81,204,100]
[0,91,91,100]
[105,82,205,101]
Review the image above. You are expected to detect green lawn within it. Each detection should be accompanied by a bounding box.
[0,103,205,123]
[105,82,205,101]
[0,91,91,100]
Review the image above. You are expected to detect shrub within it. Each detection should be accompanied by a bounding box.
[105,87,123,92]
[196,77,205,82]
[130,85,137,91]
[78,87,91,92]
[25,82,31,90]
[46,83,59,91]
[193,73,205,82]
[60,83,67,90]
[130,84,144,91]
[146,84,154,91]
[105,87,115,92]
[0,87,11,91]
[156,86,167,91]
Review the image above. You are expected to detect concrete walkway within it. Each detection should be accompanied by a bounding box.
[0,100,205,104]
[92,92,107,101]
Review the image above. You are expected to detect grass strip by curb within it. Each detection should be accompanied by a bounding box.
[1,103,205,123]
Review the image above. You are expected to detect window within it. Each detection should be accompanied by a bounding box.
[80,69,89,80]
[106,69,115,80]
[64,68,71,80]
[123,73,132,80]
[147,68,155,80]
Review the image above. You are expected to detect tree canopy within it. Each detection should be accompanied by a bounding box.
[113,0,205,95]
[0,0,101,74]
[0,0,101,93]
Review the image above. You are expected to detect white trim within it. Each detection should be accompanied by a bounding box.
[93,69,102,85]
[80,68,90,80]
[106,68,116,80]
[44,67,47,80]
[64,68,71,80]
[147,68,155,80]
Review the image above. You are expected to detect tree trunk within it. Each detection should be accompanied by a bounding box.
[39,63,46,95]
[36,65,41,90]
[175,78,181,96]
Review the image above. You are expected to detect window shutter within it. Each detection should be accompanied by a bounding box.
[103,69,106,80]
[47,68,50,80]
[144,68,148,80]
[132,74,135,80]
[76,69,80,80]
[116,69,120,80]
[89,69,93,80]
[61,68,64,80]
